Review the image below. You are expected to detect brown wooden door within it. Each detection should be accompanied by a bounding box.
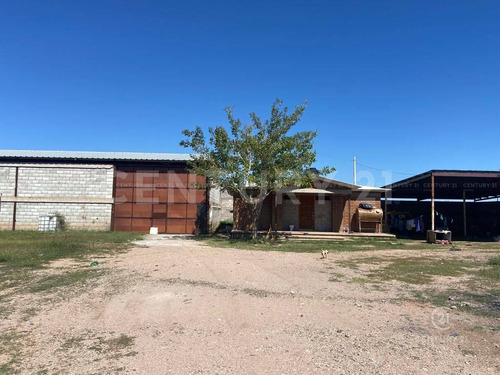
[299,195,315,230]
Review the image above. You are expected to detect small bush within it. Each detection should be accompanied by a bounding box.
[54,212,68,231]
[215,220,233,233]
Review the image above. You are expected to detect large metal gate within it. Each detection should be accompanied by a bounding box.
[112,167,206,234]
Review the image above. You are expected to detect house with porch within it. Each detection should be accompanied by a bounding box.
[232,175,388,234]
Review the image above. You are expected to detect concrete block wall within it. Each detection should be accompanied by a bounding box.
[0,166,17,229]
[208,187,222,232]
[14,203,112,230]
[220,191,234,222]
[0,202,14,230]
[0,166,16,195]
[282,198,299,230]
[207,189,233,229]
[208,186,221,207]
[315,199,332,231]
[0,164,114,231]
[16,165,113,198]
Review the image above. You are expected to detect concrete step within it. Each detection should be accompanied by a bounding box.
[282,232,395,239]
[286,236,350,241]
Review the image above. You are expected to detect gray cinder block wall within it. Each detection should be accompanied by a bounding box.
[208,186,222,232]
[207,189,234,231]
[282,198,299,230]
[0,164,114,230]
[314,199,333,231]
[219,191,234,222]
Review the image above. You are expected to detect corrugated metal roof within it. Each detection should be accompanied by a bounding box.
[382,169,500,189]
[357,186,390,192]
[317,175,387,191]
[0,150,192,161]
[282,188,335,195]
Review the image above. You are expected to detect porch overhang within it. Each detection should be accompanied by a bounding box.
[278,187,335,195]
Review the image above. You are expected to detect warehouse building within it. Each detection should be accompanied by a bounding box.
[0,150,224,233]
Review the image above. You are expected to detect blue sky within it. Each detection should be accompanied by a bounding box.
[1,0,499,186]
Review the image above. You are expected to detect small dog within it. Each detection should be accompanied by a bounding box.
[321,250,329,259]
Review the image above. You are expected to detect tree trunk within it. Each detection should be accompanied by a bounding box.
[247,190,269,240]
[251,199,265,240]
[251,205,260,240]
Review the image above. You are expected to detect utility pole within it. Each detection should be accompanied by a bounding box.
[353,157,357,185]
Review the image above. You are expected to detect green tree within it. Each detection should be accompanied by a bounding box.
[180,99,333,237]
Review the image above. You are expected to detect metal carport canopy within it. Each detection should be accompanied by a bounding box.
[383,170,500,201]
[383,170,500,235]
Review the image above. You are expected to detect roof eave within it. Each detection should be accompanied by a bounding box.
[0,149,193,162]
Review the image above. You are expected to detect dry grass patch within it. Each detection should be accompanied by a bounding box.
[334,252,500,317]
[0,231,143,373]
[0,231,142,300]
[199,236,422,253]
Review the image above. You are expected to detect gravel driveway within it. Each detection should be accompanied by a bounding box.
[8,236,500,374]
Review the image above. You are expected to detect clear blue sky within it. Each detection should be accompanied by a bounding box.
[1,0,499,186]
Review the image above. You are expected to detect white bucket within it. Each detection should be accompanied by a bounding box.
[289,225,295,231]
[149,227,159,235]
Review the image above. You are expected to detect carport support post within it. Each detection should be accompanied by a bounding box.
[12,166,19,231]
[348,194,352,233]
[384,192,388,225]
[431,174,435,231]
[463,190,467,238]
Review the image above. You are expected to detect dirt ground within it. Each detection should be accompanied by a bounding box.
[3,236,500,374]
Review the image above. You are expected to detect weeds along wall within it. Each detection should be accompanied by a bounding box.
[0,163,114,230]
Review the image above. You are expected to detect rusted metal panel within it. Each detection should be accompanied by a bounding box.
[170,188,189,204]
[166,219,187,234]
[152,189,168,203]
[186,219,197,234]
[167,204,188,218]
[134,188,154,203]
[186,204,198,218]
[188,189,206,203]
[112,167,206,234]
[114,203,133,217]
[131,218,152,232]
[131,204,153,218]
[152,219,166,233]
[116,169,134,185]
[152,204,167,217]
[115,188,134,203]
[113,218,132,231]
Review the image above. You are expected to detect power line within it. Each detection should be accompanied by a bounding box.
[356,162,415,176]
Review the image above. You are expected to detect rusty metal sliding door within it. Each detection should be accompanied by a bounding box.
[112,167,205,234]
